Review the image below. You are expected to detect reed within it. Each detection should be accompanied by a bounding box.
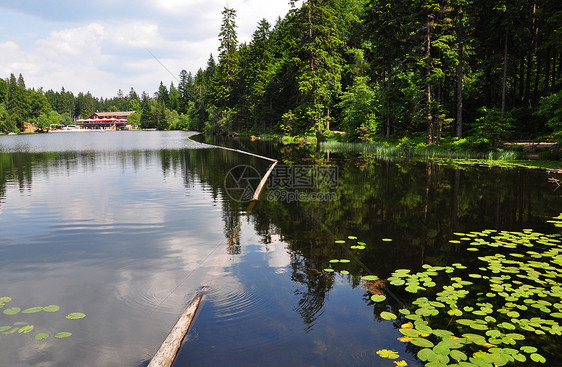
[319,141,520,162]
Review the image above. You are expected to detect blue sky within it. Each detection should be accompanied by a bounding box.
[0,0,291,98]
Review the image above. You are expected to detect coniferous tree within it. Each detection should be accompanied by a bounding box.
[214,7,240,109]
[286,0,344,134]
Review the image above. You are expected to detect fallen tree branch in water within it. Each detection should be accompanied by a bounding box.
[148,293,204,367]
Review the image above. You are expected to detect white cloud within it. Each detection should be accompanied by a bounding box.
[37,23,105,59]
[0,0,291,97]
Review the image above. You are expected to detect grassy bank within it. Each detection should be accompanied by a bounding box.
[240,132,560,169]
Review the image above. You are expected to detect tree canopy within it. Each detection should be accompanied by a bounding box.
[1,1,561,144]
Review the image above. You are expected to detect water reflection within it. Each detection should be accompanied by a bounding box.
[0,132,560,366]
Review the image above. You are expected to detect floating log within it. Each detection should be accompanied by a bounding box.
[252,161,278,201]
[148,293,203,367]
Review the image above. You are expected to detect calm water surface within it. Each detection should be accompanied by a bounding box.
[0,131,560,367]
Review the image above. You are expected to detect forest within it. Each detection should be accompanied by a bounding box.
[1,0,561,149]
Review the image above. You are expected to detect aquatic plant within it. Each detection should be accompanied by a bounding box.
[0,297,85,341]
[323,213,562,366]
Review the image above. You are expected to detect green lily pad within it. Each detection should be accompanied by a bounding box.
[418,348,438,362]
[362,275,379,281]
[450,349,468,361]
[530,353,546,363]
[380,311,396,320]
[448,309,463,316]
[376,349,400,359]
[43,305,60,312]
[18,325,34,333]
[410,337,434,348]
[520,346,538,353]
[22,307,44,314]
[55,332,72,339]
[3,307,21,315]
[66,312,86,320]
[399,328,423,338]
[371,294,386,303]
[35,332,49,341]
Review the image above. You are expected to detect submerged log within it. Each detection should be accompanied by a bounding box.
[148,293,203,367]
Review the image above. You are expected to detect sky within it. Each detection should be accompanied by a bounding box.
[0,0,292,98]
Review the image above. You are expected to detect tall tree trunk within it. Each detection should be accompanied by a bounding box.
[525,52,533,104]
[552,51,557,88]
[485,50,492,106]
[456,33,463,138]
[519,56,525,103]
[534,47,542,101]
[544,48,551,93]
[501,29,508,118]
[526,2,537,105]
[383,67,391,138]
[386,84,391,138]
[556,53,562,79]
[426,14,434,144]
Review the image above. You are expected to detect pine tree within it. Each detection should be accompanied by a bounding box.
[286,0,344,134]
[214,7,240,108]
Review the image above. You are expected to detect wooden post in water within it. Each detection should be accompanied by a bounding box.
[252,161,278,201]
[148,293,203,367]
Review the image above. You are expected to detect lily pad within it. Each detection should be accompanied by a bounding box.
[66,312,86,320]
[450,349,468,361]
[3,307,21,315]
[371,294,386,303]
[520,346,537,353]
[376,349,399,359]
[35,332,49,341]
[54,332,72,339]
[43,305,60,312]
[530,353,546,363]
[22,307,44,314]
[410,337,434,348]
[418,348,438,362]
[18,325,34,334]
[362,275,379,281]
[380,311,397,320]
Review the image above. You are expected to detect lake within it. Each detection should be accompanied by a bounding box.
[0,131,561,367]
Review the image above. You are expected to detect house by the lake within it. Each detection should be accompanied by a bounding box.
[76,111,135,130]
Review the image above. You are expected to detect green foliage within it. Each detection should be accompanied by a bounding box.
[0,103,17,133]
[1,0,561,142]
[169,113,191,131]
[35,113,51,133]
[205,106,235,134]
[473,107,514,147]
[127,112,140,128]
[535,91,562,132]
[325,219,562,366]
[336,77,381,141]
